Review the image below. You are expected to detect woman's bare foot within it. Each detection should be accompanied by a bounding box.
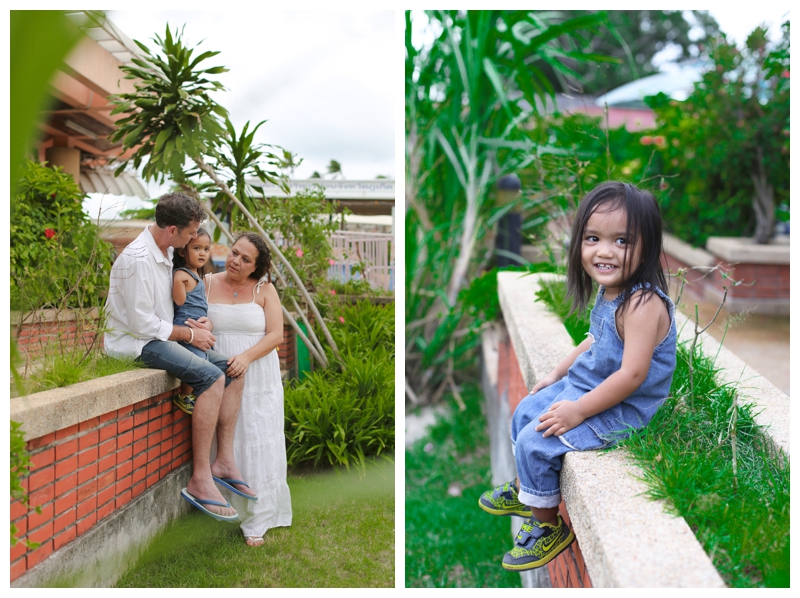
[245,536,265,547]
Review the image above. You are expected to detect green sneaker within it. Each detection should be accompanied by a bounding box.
[502,514,575,570]
[478,481,533,517]
[173,393,196,415]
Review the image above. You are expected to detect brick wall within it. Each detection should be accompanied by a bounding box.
[278,324,296,374]
[10,389,191,582]
[496,332,592,588]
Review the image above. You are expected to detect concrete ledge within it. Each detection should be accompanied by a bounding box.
[706,235,790,265]
[11,369,179,440]
[663,233,715,268]
[12,463,191,587]
[498,271,725,587]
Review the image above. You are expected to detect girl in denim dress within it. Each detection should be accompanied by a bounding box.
[171,228,212,415]
[479,182,677,571]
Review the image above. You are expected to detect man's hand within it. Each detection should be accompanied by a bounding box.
[186,317,213,332]
[535,400,585,437]
[189,326,215,352]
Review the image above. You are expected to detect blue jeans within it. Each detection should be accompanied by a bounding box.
[139,339,231,398]
[511,380,611,509]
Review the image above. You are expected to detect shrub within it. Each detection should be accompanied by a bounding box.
[10,160,113,311]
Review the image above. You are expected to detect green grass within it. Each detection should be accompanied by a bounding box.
[13,349,144,397]
[114,459,395,588]
[405,384,521,588]
[536,276,790,588]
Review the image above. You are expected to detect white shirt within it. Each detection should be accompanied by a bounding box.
[104,225,175,358]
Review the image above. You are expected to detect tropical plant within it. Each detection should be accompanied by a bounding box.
[644,22,790,246]
[106,25,340,367]
[405,10,614,404]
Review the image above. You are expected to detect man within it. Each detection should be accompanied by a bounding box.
[105,192,256,520]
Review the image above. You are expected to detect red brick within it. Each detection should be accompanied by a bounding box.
[28,432,56,450]
[118,431,133,448]
[100,410,116,424]
[76,496,96,520]
[133,425,148,443]
[118,405,133,416]
[133,410,148,427]
[76,479,97,502]
[27,502,54,531]
[54,490,77,515]
[28,466,54,491]
[159,454,171,469]
[12,515,27,538]
[132,452,148,471]
[98,469,116,490]
[99,422,118,442]
[29,447,55,471]
[26,538,54,569]
[133,399,149,410]
[98,438,117,459]
[131,481,145,499]
[29,483,55,508]
[146,472,159,488]
[116,445,133,466]
[116,475,132,495]
[79,417,100,432]
[146,460,159,477]
[147,431,162,448]
[77,462,98,485]
[97,484,115,508]
[55,438,78,461]
[116,491,132,509]
[79,430,99,451]
[56,473,78,496]
[160,437,173,454]
[55,455,78,479]
[53,508,76,534]
[53,525,77,551]
[11,556,27,582]
[11,538,28,562]
[11,499,28,521]
[97,500,114,522]
[118,415,133,433]
[98,454,116,473]
[148,406,162,421]
[117,460,133,479]
[76,512,97,536]
[55,424,79,440]
[78,446,98,468]
[132,467,146,485]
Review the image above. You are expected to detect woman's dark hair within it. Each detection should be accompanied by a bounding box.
[566,181,667,315]
[234,232,272,280]
[155,192,206,230]
[173,228,211,278]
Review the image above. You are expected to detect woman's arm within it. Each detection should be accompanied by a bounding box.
[536,295,665,437]
[224,282,283,378]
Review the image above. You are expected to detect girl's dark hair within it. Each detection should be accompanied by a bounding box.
[173,228,211,278]
[566,181,667,315]
[234,232,272,280]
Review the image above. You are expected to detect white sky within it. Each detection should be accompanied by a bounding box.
[86,9,395,218]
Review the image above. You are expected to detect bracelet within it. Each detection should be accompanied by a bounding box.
[188,327,194,345]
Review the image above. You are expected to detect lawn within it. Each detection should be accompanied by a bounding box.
[114,459,395,588]
[405,384,521,588]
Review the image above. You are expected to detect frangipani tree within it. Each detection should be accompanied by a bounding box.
[108,25,339,366]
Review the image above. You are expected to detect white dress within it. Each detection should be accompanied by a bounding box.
[207,285,292,537]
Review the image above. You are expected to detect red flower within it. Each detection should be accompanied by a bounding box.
[640,136,653,145]
[781,70,790,78]
[653,136,666,147]
[45,228,56,239]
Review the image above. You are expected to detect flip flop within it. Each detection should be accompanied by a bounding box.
[213,476,259,501]
[181,488,239,521]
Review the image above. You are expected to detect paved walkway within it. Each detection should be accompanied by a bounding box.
[675,287,790,396]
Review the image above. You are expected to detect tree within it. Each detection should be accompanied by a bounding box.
[526,10,722,95]
[108,25,340,366]
[326,159,343,179]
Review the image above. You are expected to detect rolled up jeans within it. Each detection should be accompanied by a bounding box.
[139,339,232,399]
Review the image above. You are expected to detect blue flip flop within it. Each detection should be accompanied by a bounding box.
[181,488,239,521]
[212,476,259,501]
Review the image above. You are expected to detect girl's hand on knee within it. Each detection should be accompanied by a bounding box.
[535,401,585,437]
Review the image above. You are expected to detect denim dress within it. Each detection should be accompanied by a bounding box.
[172,268,209,360]
[511,283,677,508]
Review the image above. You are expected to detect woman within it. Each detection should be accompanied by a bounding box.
[206,232,292,546]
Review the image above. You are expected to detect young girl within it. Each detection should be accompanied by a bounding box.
[172,228,212,415]
[479,181,677,571]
